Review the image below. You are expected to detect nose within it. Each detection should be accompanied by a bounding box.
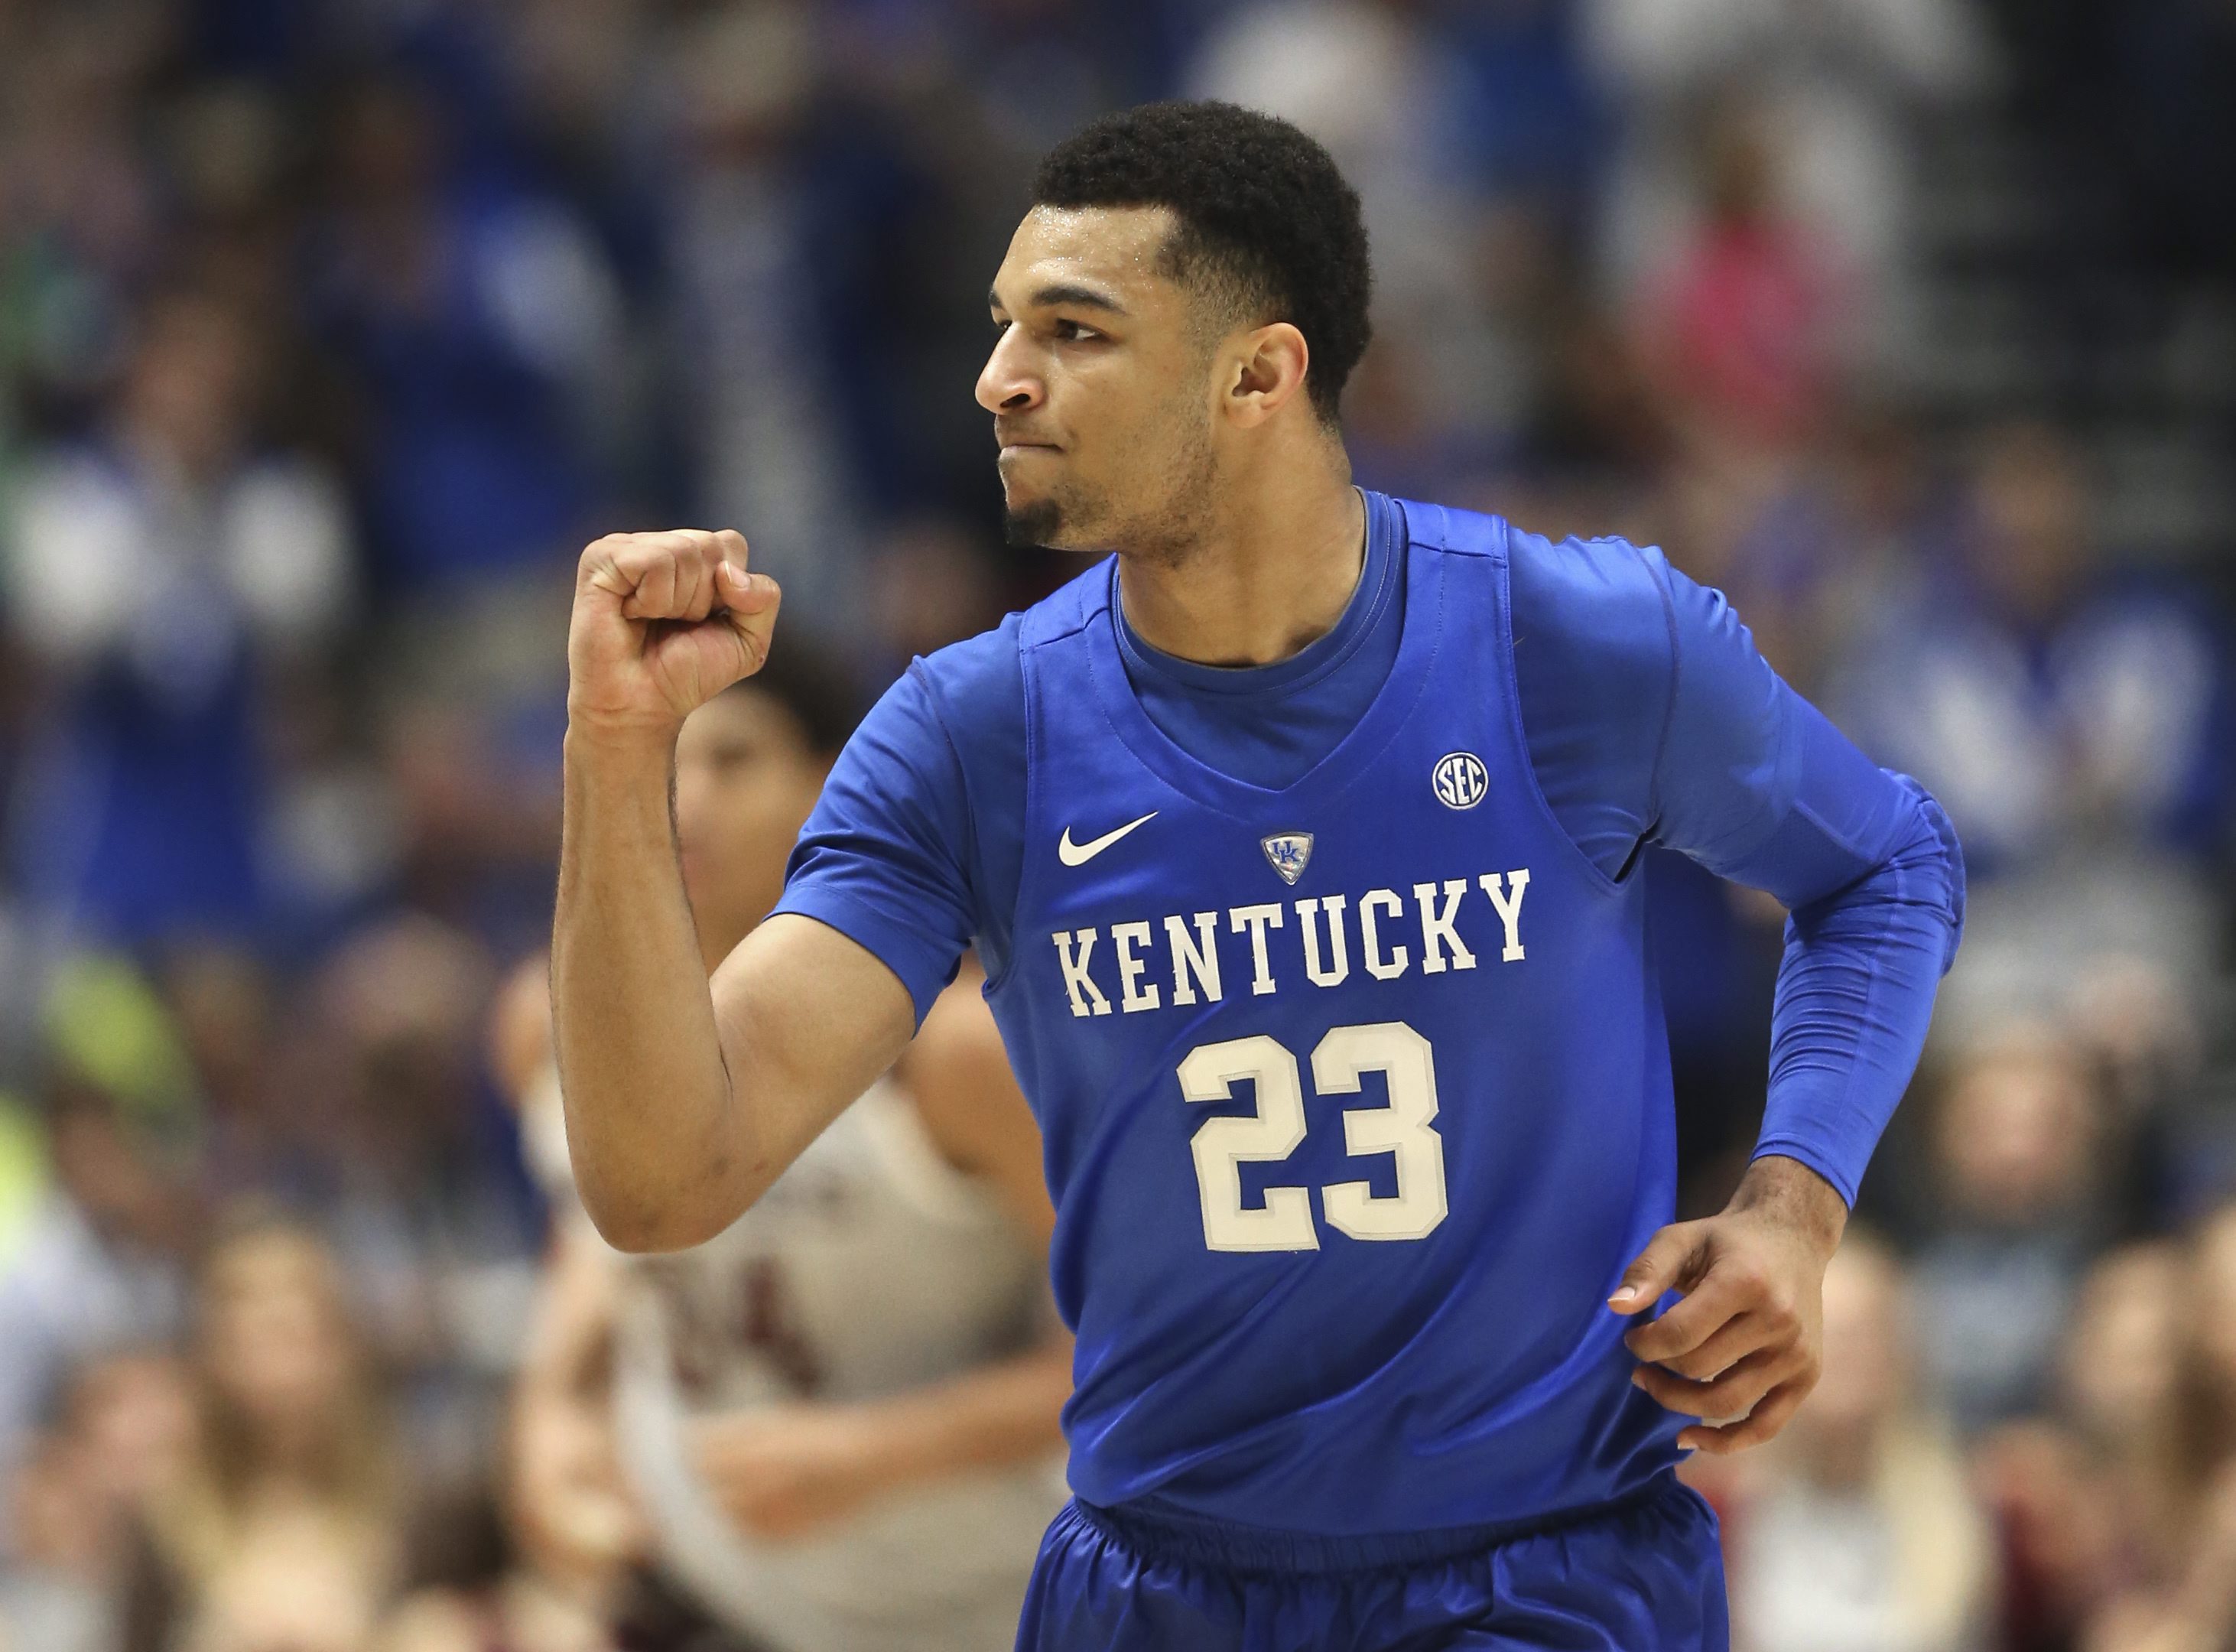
[976,325,1044,416]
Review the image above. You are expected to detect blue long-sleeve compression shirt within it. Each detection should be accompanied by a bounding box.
[775,492,1964,1208]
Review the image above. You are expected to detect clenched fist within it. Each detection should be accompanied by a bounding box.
[566,528,780,744]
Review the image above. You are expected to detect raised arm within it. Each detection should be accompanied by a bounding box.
[554,530,918,1253]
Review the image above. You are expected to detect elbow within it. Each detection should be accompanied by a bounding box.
[578,1196,726,1256]
[1787,774,1968,974]
[1894,774,1967,974]
[579,1199,682,1255]
[576,1168,759,1254]
[552,1056,759,1254]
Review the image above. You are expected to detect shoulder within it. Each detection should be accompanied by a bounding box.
[1502,522,1679,659]
[0,1196,103,1305]
[1012,555,1116,650]
[1393,496,1672,611]
[887,613,1029,797]
[908,611,1026,729]
[817,616,1031,903]
[902,559,1113,749]
[1400,498,1681,684]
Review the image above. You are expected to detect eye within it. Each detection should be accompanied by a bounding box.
[1053,318,1101,343]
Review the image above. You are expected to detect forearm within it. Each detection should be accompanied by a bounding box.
[1753,783,1965,1205]
[847,1332,1073,1489]
[552,728,740,1250]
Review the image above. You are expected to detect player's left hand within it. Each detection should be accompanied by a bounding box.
[692,1403,897,1541]
[1606,1154,1848,1455]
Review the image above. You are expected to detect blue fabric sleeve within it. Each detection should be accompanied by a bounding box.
[1506,531,1672,876]
[770,633,1012,1026]
[772,616,1030,1024]
[1641,553,1965,1207]
[1508,528,1965,1208]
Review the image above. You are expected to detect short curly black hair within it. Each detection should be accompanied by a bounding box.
[1030,101,1373,424]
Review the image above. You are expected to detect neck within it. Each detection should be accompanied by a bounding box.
[1116,452,1365,667]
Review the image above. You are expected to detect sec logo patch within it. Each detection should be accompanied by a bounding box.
[1432,751,1488,810]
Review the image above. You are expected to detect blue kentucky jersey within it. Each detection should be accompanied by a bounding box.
[983,498,1688,1535]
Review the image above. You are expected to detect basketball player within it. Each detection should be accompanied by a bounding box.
[514,651,1070,1652]
[551,102,1965,1649]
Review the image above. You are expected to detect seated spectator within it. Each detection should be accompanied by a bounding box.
[1971,1420,2123,1652]
[655,4,876,643]
[304,67,620,597]
[1973,1243,2195,1652]
[0,1058,200,1528]
[0,5,168,413]
[1712,1231,1998,1652]
[1832,423,2229,1071]
[301,917,537,1480]
[5,1432,115,1652]
[372,1276,646,1652]
[2075,1207,2236,1649]
[1908,1026,2107,1435]
[123,1220,405,1652]
[2,287,355,944]
[0,1349,191,1652]
[1585,0,1988,368]
[1688,401,1948,699]
[1831,421,2228,874]
[2063,1244,2187,1590]
[1635,100,1856,460]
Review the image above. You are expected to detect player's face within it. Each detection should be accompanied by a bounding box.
[978,205,1221,561]
[674,690,827,952]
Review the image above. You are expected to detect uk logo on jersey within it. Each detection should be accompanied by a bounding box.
[1432,751,1489,809]
[1260,831,1315,884]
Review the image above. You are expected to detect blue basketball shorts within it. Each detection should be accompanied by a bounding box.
[1013,1471,1728,1651]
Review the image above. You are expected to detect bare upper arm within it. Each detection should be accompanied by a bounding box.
[701,912,922,1218]
[899,961,1054,1250]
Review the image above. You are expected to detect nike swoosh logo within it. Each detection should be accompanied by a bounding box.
[1058,811,1159,867]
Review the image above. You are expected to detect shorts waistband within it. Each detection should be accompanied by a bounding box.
[1071,1475,1669,1578]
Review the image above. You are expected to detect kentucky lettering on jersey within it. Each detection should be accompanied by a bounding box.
[1048,870,1529,1017]
[967,496,1692,1537]
[776,486,1967,1539]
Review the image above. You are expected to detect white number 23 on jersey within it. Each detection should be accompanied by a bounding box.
[1178,1020,1448,1251]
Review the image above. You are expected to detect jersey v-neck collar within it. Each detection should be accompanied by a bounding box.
[1113,488,1406,702]
[1086,492,1444,815]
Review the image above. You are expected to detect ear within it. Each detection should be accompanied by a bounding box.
[1222,322,1311,428]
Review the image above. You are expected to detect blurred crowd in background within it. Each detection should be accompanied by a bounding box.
[0,0,2229,1649]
